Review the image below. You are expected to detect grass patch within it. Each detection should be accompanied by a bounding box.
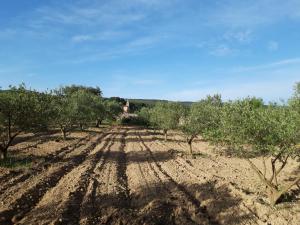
[0,155,32,169]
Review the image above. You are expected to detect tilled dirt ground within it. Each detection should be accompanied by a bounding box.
[0,126,299,225]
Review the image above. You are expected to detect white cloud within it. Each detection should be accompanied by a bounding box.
[210,44,237,56]
[223,30,252,43]
[71,35,93,42]
[268,41,279,51]
[71,31,129,43]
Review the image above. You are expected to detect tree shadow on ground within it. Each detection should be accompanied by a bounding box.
[279,166,300,204]
[12,179,255,225]
[11,130,59,146]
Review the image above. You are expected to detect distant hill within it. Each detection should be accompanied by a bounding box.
[128,98,194,106]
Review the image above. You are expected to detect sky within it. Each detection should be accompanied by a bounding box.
[0,0,300,102]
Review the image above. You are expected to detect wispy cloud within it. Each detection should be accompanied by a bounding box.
[71,35,93,42]
[66,34,167,63]
[132,79,162,85]
[210,44,237,57]
[208,0,300,28]
[223,30,253,43]
[71,31,129,43]
[167,78,297,102]
[268,41,279,51]
[29,0,176,28]
[0,29,17,39]
[233,57,300,72]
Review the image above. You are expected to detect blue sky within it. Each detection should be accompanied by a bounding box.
[0,0,300,102]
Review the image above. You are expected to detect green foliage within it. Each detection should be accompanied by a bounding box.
[289,82,300,114]
[137,107,152,126]
[184,95,222,137]
[51,89,76,138]
[180,94,222,154]
[69,89,98,129]
[0,84,51,158]
[150,102,185,140]
[51,86,106,136]
[107,97,126,106]
[119,116,149,126]
[91,95,106,127]
[217,98,299,156]
[213,97,300,205]
[62,85,102,97]
[104,100,122,121]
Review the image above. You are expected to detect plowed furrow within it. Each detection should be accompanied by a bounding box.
[0,134,92,195]
[0,134,97,201]
[151,138,264,224]
[124,133,158,208]
[81,132,124,225]
[52,133,117,225]
[0,132,110,224]
[82,129,129,225]
[138,133,219,225]
[129,134,202,225]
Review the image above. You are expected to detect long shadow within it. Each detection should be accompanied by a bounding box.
[106,137,187,143]
[79,181,253,225]
[93,149,174,165]
[126,131,206,144]
[11,130,59,146]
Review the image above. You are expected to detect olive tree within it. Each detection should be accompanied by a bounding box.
[51,88,77,139]
[150,102,184,141]
[62,85,102,97]
[104,100,122,122]
[137,107,152,127]
[181,95,222,155]
[289,82,300,114]
[51,85,106,138]
[92,96,106,127]
[0,85,50,159]
[69,89,97,130]
[63,85,106,128]
[217,99,300,205]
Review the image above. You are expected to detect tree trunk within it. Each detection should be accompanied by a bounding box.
[187,136,195,156]
[79,123,84,131]
[247,159,300,205]
[163,130,168,141]
[0,131,20,160]
[8,115,12,139]
[0,147,8,160]
[96,119,102,128]
[188,141,193,155]
[61,127,67,140]
[268,189,282,206]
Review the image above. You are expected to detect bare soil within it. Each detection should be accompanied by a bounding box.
[0,126,299,225]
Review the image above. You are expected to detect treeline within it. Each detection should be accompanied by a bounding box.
[138,83,300,205]
[0,84,123,160]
